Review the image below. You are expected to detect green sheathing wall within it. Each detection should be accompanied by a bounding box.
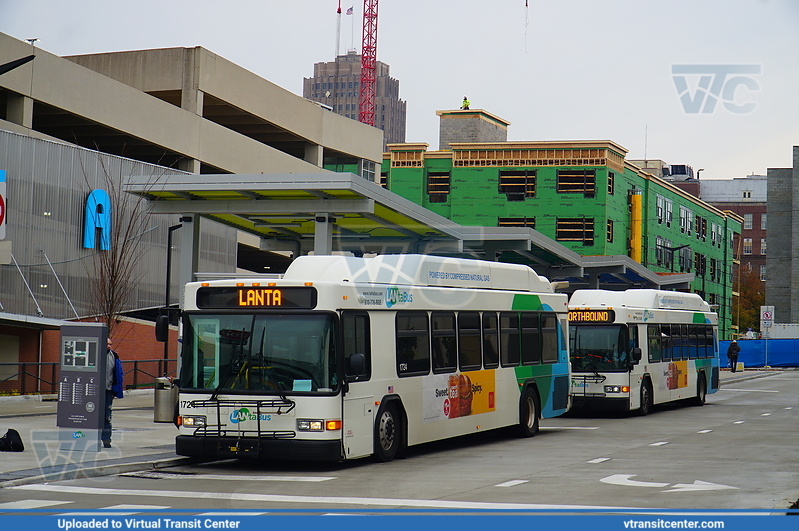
[384,153,738,338]
[640,177,740,339]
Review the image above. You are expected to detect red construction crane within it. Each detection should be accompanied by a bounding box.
[358,0,378,126]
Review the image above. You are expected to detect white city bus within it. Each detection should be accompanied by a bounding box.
[163,254,571,462]
[568,289,719,415]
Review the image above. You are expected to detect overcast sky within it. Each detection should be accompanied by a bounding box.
[2,0,798,178]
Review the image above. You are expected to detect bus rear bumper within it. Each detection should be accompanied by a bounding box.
[176,435,344,461]
[570,396,630,412]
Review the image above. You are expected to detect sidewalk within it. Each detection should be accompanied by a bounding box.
[0,369,786,489]
[0,390,200,488]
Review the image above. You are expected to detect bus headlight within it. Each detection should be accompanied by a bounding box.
[297,419,325,431]
[604,386,630,394]
[297,419,342,431]
[180,415,207,427]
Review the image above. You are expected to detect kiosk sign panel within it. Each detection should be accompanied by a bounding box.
[57,324,107,434]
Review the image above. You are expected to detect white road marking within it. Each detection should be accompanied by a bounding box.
[661,480,738,493]
[495,480,528,488]
[196,512,268,516]
[649,442,669,446]
[734,421,745,424]
[722,388,778,393]
[12,484,633,511]
[601,476,738,493]
[587,458,611,464]
[600,475,668,488]
[786,407,794,410]
[60,504,170,515]
[697,430,712,434]
[121,471,335,482]
[761,413,772,416]
[0,500,72,509]
[540,426,599,430]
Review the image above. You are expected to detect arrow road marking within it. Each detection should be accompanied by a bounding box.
[601,475,738,493]
[600,475,669,488]
[662,480,738,493]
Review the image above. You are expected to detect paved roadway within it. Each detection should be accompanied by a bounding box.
[1,370,797,514]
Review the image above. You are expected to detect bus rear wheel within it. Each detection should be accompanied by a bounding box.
[692,375,707,407]
[518,388,540,437]
[374,403,400,462]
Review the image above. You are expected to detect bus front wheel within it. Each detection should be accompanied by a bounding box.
[638,382,652,416]
[374,403,400,462]
[518,388,540,437]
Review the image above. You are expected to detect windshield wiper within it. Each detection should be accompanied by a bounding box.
[255,326,289,403]
[210,328,247,401]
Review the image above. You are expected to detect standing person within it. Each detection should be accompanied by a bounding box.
[460,96,470,110]
[103,337,124,448]
[727,339,741,373]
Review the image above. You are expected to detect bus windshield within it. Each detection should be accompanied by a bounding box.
[180,313,339,394]
[569,324,631,373]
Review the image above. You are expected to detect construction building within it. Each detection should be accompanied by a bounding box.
[303,51,406,148]
[383,109,742,337]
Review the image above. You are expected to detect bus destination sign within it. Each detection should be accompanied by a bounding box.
[197,286,317,309]
[568,309,616,323]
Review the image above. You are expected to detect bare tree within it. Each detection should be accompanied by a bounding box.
[81,154,163,338]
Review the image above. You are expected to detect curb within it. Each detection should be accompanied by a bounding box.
[720,370,782,385]
[0,456,205,489]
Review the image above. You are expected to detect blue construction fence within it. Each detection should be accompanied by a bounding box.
[719,339,799,368]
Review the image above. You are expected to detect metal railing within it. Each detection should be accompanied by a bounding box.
[0,359,178,396]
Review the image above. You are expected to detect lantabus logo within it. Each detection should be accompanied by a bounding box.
[229,408,272,423]
[386,286,413,308]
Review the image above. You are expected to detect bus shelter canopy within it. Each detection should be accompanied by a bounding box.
[124,172,693,291]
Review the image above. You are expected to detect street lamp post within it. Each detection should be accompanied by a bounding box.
[163,223,182,376]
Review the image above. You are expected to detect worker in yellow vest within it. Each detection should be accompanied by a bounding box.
[461,96,470,110]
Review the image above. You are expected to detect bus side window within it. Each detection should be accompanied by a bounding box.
[396,311,430,377]
[648,324,661,363]
[342,311,370,380]
[661,324,672,362]
[500,312,520,367]
[688,325,699,359]
[541,313,559,363]
[458,312,482,371]
[706,325,715,358]
[625,325,639,366]
[679,324,689,360]
[521,312,541,365]
[432,311,457,374]
[482,312,500,369]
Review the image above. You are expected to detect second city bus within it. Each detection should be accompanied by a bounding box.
[568,289,719,415]
[161,254,571,462]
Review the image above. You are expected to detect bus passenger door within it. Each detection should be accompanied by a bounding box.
[343,393,374,459]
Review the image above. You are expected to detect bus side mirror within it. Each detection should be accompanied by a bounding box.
[631,347,642,364]
[347,353,366,381]
[155,315,170,342]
